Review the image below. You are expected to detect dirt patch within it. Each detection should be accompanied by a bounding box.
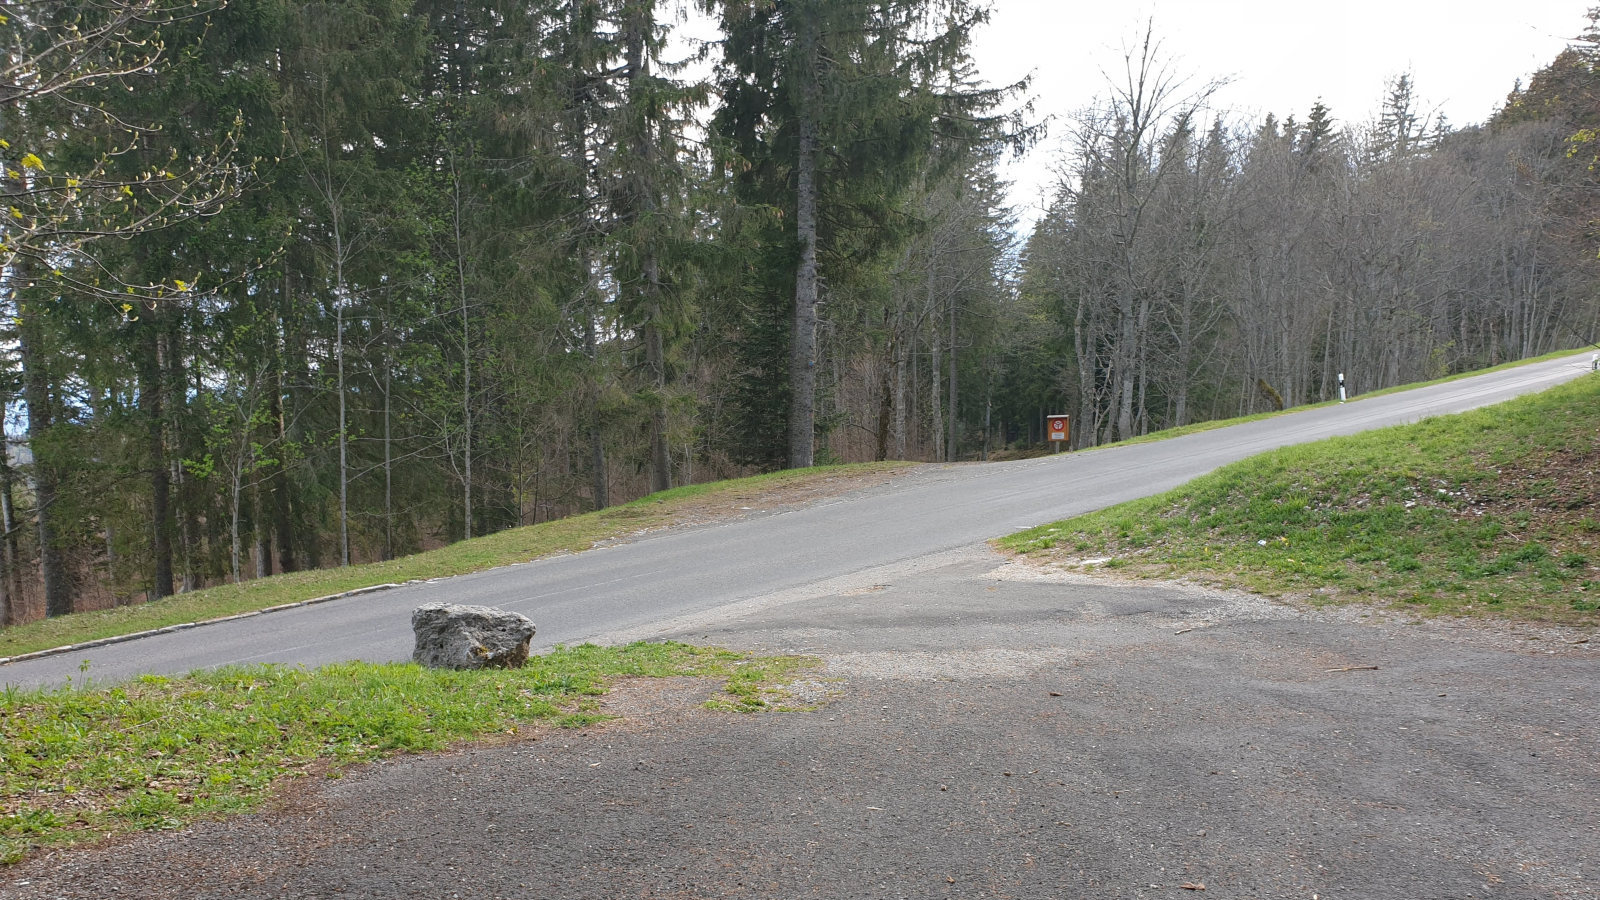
[1467,440,1600,542]
[593,675,722,721]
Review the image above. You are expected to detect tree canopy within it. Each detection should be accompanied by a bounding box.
[0,2,1596,624]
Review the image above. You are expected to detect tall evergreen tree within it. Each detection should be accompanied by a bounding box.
[705,0,1026,469]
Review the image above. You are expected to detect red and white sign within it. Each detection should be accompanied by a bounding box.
[1047,415,1069,442]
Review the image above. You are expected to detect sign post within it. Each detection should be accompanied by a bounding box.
[1047,414,1069,453]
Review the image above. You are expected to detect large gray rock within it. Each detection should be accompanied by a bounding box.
[411,603,537,670]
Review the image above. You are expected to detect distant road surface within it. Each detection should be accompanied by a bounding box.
[5,352,1594,689]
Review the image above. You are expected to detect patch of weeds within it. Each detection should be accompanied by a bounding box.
[1,809,60,836]
[703,656,825,713]
[0,642,811,863]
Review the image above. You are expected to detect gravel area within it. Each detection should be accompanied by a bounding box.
[4,548,1597,899]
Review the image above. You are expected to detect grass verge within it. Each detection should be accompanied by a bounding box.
[998,374,1600,624]
[0,462,910,659]
[0,641,817,864]
[1109,347,1592,449]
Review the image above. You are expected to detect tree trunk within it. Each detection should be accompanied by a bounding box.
[585,256,608,509]
[383,349,394,561]
[1115,285,1137,441]
[789,107,821,469]
[16,293,69,615]
[893,308,907,459]
[930,319,942,462]
[1073,290,1096,450]
[623,22,674,495]
[875,347,892,462]
[981,382,992,461]
[172,321,201,591]
[641,233,671,490]
[289,326,319,573]
[253,475,270,579]
[230,462,244,584]
[0,434,18,626]
[928,246,942,461]
[272,283,297,574]
[4,122,66,615]
[1173,318,1192,428]
[243,355,271,580]
[452,161,474,540]
[336,292,349,566]
[946,292,958,461]
[137,307,175,600]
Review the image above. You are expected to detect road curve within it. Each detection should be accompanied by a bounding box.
[5,352,1594,689]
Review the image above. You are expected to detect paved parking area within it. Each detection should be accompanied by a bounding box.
[5,549,1597,899]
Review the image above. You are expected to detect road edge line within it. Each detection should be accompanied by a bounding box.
[0,583,411,667]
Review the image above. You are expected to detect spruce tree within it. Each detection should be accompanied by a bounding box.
[705,0,1025,469]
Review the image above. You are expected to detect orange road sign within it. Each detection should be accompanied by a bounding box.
[1047,415,1069,442]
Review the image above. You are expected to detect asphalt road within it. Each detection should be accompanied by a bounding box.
[6,549,1596,898]
[3,352,1594,690]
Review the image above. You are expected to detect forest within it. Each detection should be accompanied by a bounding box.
[1,0,1598,623]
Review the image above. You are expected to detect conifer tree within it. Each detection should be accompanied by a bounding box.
[705,0,1025,469]
[608,0,703,493]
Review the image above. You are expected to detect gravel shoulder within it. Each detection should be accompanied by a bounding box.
[5,548,1597,899]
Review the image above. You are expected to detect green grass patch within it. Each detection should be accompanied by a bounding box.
[0,641,816,864]
[1107,347,1590,449]
[0,463,911,659]
[999,374,1600,623]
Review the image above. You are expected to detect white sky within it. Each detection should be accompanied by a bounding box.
[672,1,1590,232]
[973,0,1590,228]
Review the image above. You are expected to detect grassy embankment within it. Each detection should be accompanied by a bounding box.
[1000,373,1600,624]
[6,352,1585,656]
[989,348,1588,461]
[1111,346,1591,448]
[0,462,910,659]
[1,642,818,864]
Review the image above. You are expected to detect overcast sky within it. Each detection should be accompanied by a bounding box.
[972,0,1591,228]
[673,1,1591,232]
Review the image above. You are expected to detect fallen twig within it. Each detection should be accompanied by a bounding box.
[1325,665,1379,672]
